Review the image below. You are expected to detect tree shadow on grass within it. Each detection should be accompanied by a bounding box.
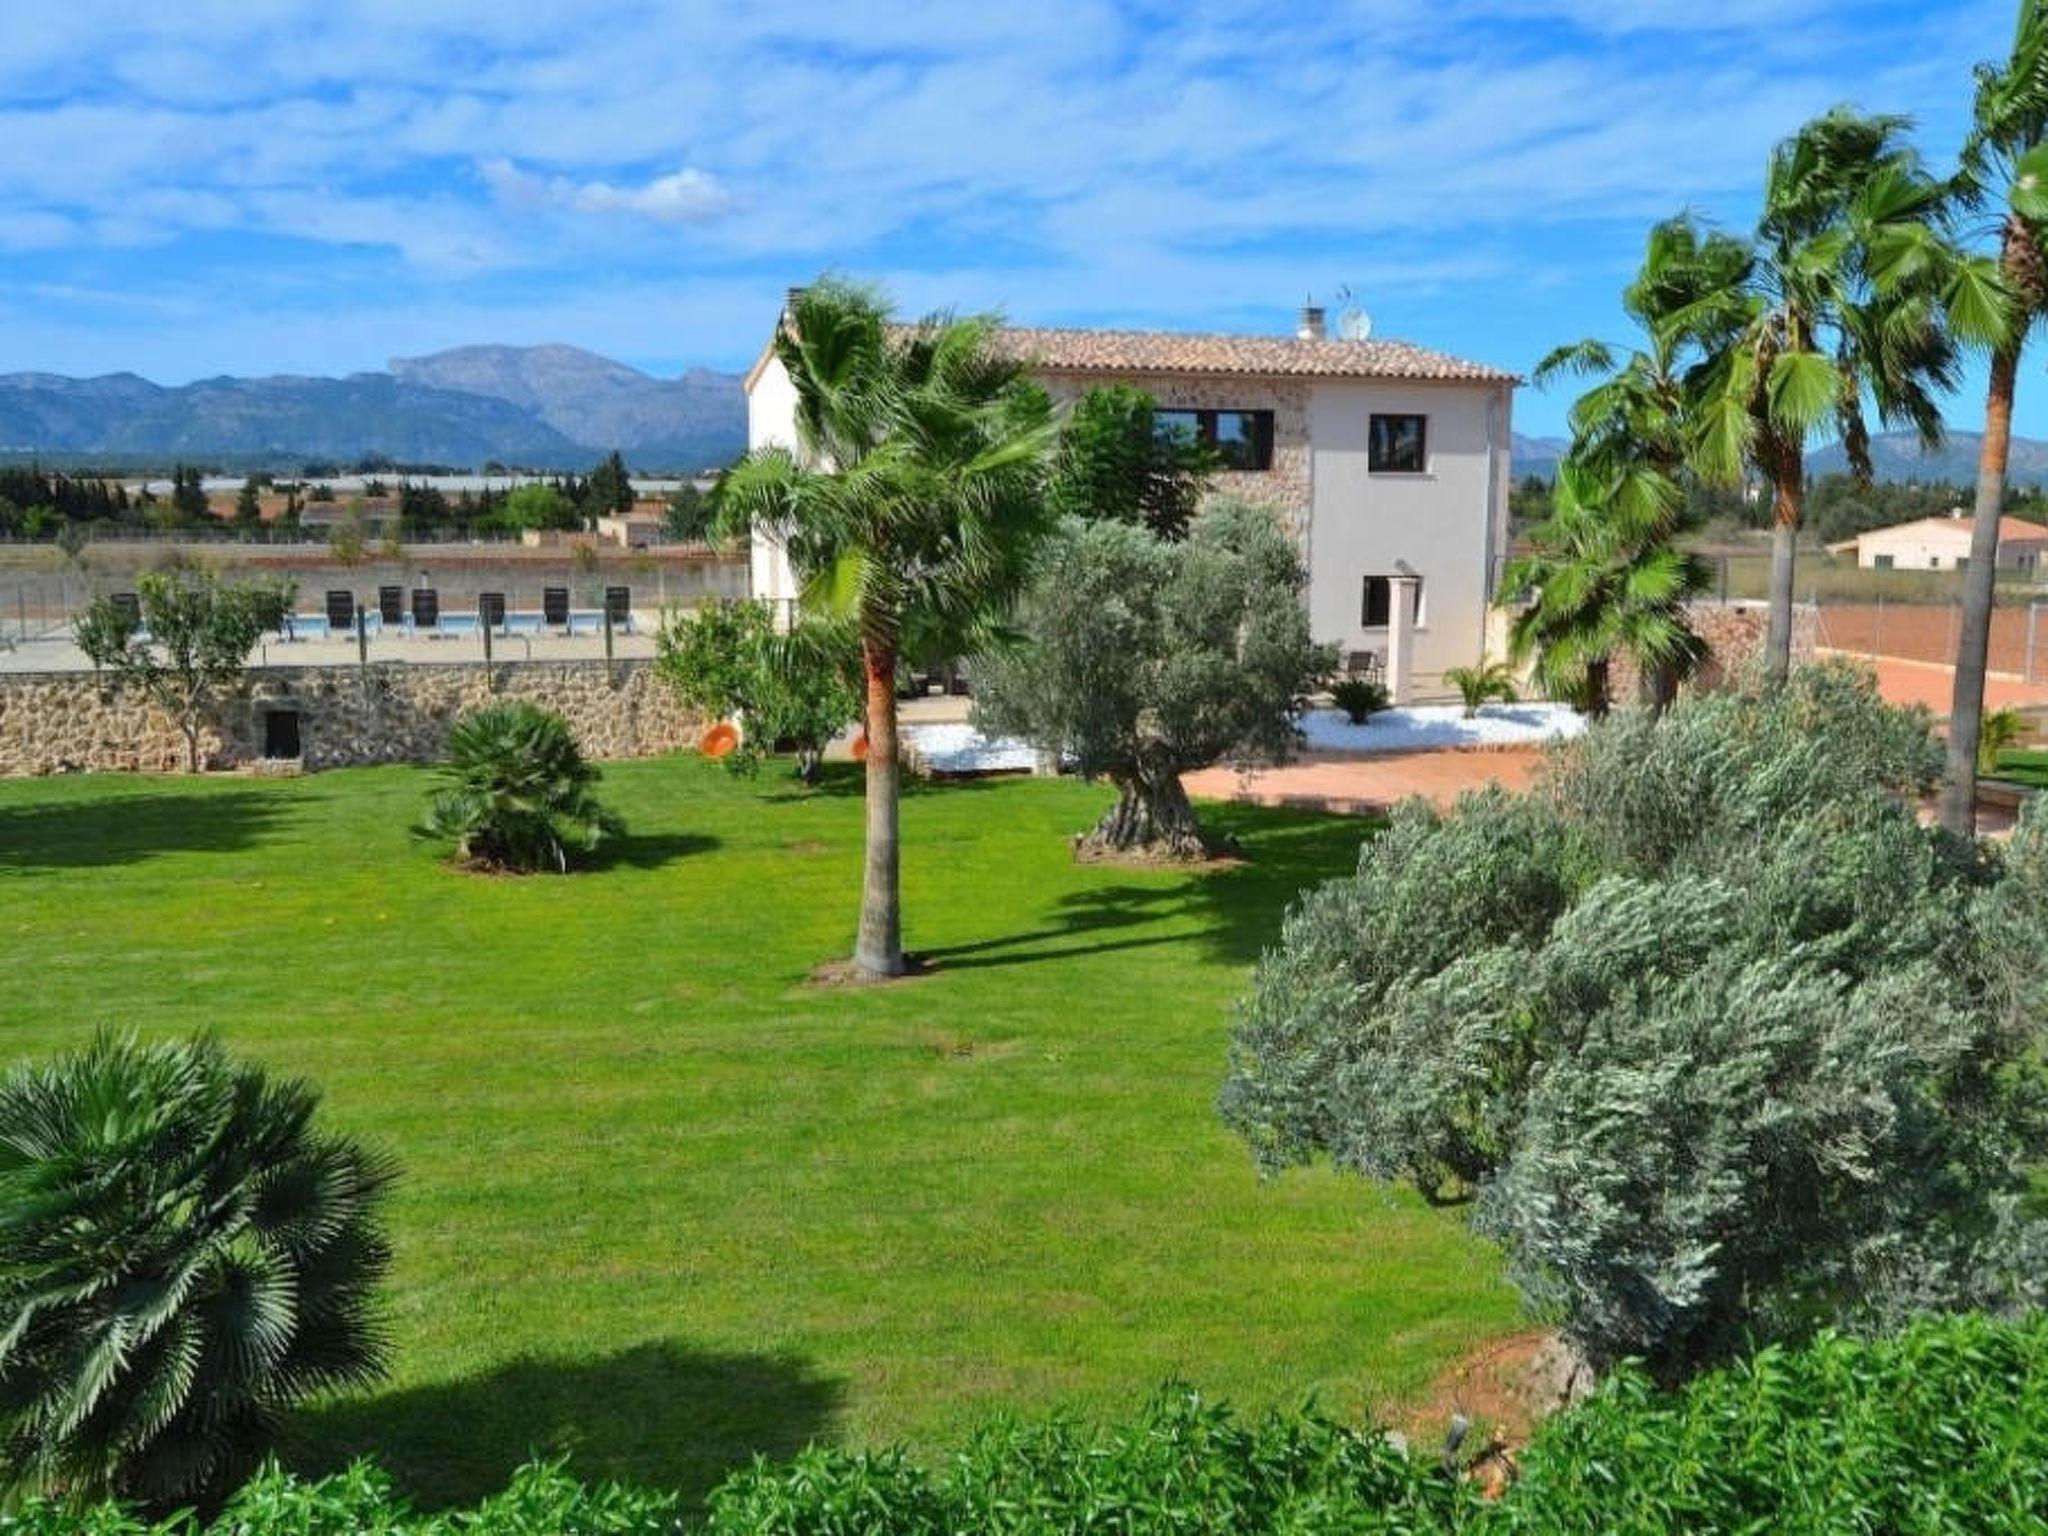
[762,761,1017,803]
[584,830,721,872]
[920,800,1372,973]
[0,788,299,873]
[290,1342,845,1512]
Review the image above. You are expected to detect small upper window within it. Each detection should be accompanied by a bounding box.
[1152,408,1274,471]
[1369,414,1427,474]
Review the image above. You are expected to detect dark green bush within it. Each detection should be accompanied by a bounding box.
[17,1314,2048,1532]
[417,702,621,872]
[1327,677,1389,725]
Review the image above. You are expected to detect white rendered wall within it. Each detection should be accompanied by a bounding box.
[1305,379,1508,685]
[746,353,801,609]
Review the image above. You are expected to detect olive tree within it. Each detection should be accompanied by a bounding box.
[74,569,292,772]
[974,502,1332,860]
[1221,665,2048,1381]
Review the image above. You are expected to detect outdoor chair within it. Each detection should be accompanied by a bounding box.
[325,590,355,630]
[604,585,631,632]
[478,591,507,631]
[1346,649,1384,684]
[411,588,440,632]
[378,586,405,626]
[542,586,570,628]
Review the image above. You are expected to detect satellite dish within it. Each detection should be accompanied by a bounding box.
[1338,305,1371,341]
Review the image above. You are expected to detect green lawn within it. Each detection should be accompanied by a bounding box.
[1991,749,2048,789]
[0,759,1519,1507]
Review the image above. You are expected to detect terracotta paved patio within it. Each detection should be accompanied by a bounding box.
[1184,747,1544,817]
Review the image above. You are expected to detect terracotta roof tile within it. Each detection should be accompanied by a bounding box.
[887,323,1519,384]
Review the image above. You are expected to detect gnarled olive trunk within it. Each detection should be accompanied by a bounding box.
[1077,769,1211,861]
[1940,331,2022,838]
[854,635,904,978]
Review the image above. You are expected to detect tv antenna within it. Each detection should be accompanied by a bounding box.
[1335,283,1371,341]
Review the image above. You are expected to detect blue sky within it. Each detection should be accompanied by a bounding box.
[0,0,2030,437]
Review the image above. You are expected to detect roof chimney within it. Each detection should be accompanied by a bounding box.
[784,285,807,317]
[1296,303,1327,341]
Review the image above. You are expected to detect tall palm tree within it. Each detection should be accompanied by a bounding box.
[0,1033,394,1510]
[1536,215,1754,518]
[1941,1,2048,836]
[719,280,1054,978]
[1691,109,1988,685]
[1504,460,1710,715]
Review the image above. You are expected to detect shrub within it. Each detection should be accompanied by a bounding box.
[22,1313,2048,1532]
[417,702,621,872]
[1329,676,1390,724]
[1440,660,1517,718]
[0,1033,396,1511]
[1980,706,2028,774]
[655,601,857,783]
[1222,664,2048,1380]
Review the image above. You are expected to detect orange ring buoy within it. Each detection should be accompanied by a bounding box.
[850,730,869,762]
[701,720,741,759]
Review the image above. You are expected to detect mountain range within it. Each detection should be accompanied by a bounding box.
[1512,428,2048,487]
[0,345,747,471]
[0,349,2032,487]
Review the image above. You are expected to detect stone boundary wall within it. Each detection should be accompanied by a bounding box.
[1607,600,1820,704]
[0,659,700,777]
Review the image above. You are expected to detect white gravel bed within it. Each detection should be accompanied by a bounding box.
[903,722,1042,775]
[1299,703,1586,754]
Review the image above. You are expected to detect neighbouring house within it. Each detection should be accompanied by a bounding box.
[742,297,1519,701]
[594,505,667,548]
[1827,511,2048,572]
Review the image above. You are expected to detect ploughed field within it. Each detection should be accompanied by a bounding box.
[0,758,1517,1508]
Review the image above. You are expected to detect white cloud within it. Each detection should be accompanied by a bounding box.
[481,159,733,223]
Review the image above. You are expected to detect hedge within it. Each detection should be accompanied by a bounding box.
[10,1312,2046,1533]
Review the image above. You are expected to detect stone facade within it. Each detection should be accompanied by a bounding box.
[0,660,700,777]
[1605,601,1821,704]
[1038,372,1313,539]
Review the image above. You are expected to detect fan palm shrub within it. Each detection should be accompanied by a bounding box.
[0,1032,396,1511]
[1442,658,1518,718]
[418,702,621,872]
[1503,462,1708,715]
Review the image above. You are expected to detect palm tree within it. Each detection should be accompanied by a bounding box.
[1940,1,2048,836]
[1691,108,1990,685]
[1504,461,1710,715]
[0,1033,395,1510]
[719,280,1054,978]
[1536,215,1754,519]
[418,701,621,872]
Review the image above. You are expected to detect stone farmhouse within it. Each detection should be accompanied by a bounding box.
[744,300,1519,700]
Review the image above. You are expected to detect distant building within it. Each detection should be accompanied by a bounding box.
[743,298,1519,701]
[1826,511,2048,573]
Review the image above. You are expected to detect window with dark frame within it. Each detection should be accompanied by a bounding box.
[1368,413,1428,473]
[1361,574,1423,628]
[1152,408,1274,471]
